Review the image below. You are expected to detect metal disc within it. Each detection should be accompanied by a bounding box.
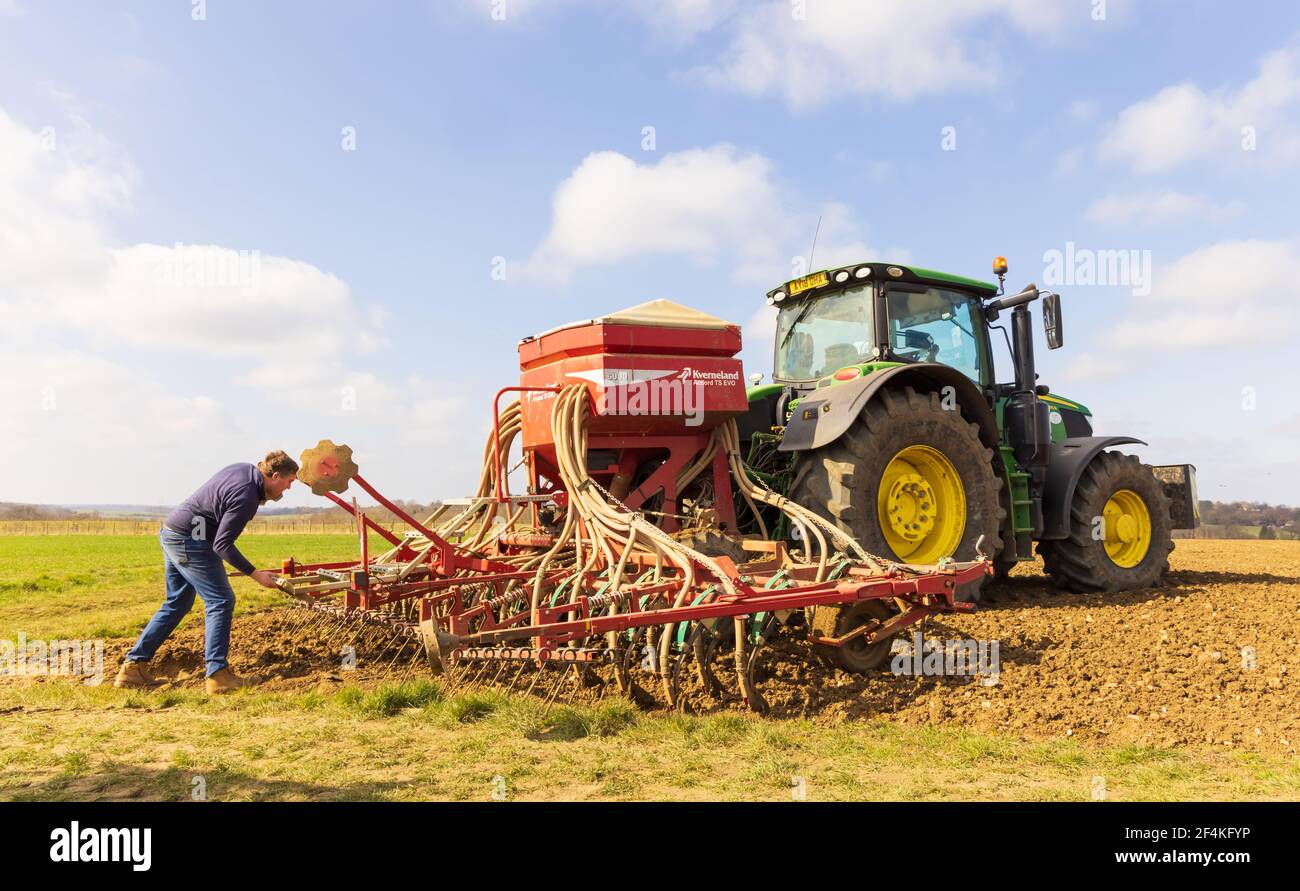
[298,439,359,496]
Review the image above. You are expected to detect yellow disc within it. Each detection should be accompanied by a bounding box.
[877,445,966,563]
[1102,488,1151,568]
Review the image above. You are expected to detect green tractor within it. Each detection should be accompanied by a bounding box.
[737,258,1200,597]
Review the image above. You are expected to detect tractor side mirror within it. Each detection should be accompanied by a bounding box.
[1042,292,1063,349]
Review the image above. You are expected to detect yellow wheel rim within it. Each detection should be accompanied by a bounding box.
[1102,488,1151,568]
[877,445,966,563]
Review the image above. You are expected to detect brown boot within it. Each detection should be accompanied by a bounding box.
[114,660,162,689]
[205,667,260,694]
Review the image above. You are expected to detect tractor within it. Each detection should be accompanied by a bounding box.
[736,257,1200,598]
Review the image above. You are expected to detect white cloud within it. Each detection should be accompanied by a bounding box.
[1057,350,1132,385]
[1098,41,1300,173]
[626,0,739,41]
[0,104,480,503]
[458,0,736,41]
[525,146,894,285]
[1097,239,1300,354]
[0,347,248,503]
[0,106,385,382]
[1084,190,1244,226]
[462,0,1075,107]
[526,146,781,281]
[692,0,1075,109]
[0,109,132,296]
[1148,238,1300,308]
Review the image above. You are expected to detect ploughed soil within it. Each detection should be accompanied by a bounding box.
[98,607,421,693]
[90,541,1298,753]
[752,540,1299,755]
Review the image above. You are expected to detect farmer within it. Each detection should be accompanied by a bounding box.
[114,451,299,694]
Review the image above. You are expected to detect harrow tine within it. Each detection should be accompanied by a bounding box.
[562,668,583,706]
[372,637,411,679]
[689,622,723,698]
[393,651,426,685]
[303,610,338,640]
[329,612,366,645]
[540,665,574,715]
[501,662,528,693]
[314,612,349,643]
[459,660,493,693]
[666,651,690,712]
[366,629,405,663]
[425,631,463,690]
[523,662,547,698]
[286,604,322,635]
[734,614,777,716]
[296,612,329,642]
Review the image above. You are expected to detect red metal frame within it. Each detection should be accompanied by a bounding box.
[274,457,990,676]
[273,371,990,678]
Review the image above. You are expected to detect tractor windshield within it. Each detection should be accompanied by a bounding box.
[885,287,984,384]
[774,284,874,381]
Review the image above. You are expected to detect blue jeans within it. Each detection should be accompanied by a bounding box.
[127,529,235,677]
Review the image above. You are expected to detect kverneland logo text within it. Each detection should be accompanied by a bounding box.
[677,366,740,382]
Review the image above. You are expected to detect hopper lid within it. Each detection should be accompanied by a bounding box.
[526,299,736,341]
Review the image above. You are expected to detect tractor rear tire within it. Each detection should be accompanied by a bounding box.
[789,386,1005,566]
[1038,451,1173,593]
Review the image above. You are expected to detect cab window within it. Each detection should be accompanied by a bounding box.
[886,288,983,384]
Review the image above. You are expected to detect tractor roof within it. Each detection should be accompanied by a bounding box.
[769,262,999,302]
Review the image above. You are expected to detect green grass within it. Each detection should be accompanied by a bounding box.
[0,534,359,640]
[3,676,1297,801]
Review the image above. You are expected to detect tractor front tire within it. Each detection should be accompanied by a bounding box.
[1038,451,1173,593]
[789,386,1005,566]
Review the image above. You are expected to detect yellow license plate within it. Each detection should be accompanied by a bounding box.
[788,271,828,296]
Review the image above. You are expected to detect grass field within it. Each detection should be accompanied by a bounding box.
[0,534,354,640]
[1,534,1297,802]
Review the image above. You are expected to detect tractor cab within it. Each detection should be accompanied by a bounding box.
[767,261,1005,392]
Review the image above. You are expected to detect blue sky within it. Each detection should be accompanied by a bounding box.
[2,0,1298,507]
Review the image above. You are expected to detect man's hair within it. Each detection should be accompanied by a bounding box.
[258,450,300,477]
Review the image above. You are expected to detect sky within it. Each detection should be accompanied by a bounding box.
[1,0,1298,509]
